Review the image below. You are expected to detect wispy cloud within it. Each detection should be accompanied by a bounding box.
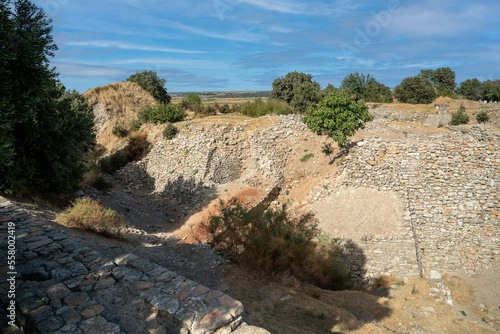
[114,58,229,69]
[53,61,132,77]
[66,41,205,54]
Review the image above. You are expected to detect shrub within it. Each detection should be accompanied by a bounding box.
[112,124,128,138]
[241,99,293,117]
[129,118,143,132]
[271,71,322,112]
[91,174,113,191]
[321,142,334,157]
[56,197,127,238]
[476,111,489,123]
[162,122,178,140]
[197,198,350,290]
[127,70,171,103]
[99,153,128,174]
[394,75,437,104]
[124,131,149,161]
[450,104,469,125]
[181,93,202,109]
[141,103,186,124]
[231,104,242,113]
[301,153,315,162]
[219,103,231,114]
[204,104,217,116]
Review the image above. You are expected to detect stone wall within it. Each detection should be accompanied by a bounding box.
[0,197,267,334]
[327,126,499,277]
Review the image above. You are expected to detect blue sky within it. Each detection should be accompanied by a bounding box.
[34,0,500,93]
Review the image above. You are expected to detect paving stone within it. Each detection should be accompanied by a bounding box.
[80,316,120,334]
[64,292,90,307]
[46,283,71,301]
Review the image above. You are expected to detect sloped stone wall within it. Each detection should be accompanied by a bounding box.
[332,126,499,277]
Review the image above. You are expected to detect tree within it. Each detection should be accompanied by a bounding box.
[340,72,392,103]
[420,67,456,97]
[481,80,500,102]
[270,71,322,112]
[302,90,373,149]
[394,75,437,104]
[181,92,202,109]
[456,78,482,100]
[127,70,171,104]
[0,0,95,194]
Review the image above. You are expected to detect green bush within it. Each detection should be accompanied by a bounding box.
[303,90,372,148]
[112,124,128,138]
[301,153,315,162]
[241,98,293,117]
[127,70,171,103]
[56,197,127,238]
[129,118,143,131]
[476,111,489,123]
[450,104,469,125]
[204,104,217,116]
[196,198,350,290]
[341,72,392,103]
[91,174,112,191]
[162,122,178,140]
[141,102,186,124]
[219,103,231,114]
[271,71,322,112]
[99,153,129,174]
[394,75,437,104]
[181,93,202,109]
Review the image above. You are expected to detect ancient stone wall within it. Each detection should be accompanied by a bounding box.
[0,197,267,334]
[328,126,499,277]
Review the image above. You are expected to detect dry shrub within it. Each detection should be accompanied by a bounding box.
[198,198,350,290]
[124,131,149,161]
[56,197,127,238]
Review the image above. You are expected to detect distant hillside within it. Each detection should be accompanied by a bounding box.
[84,82,156,154]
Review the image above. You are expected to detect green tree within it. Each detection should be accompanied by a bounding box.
[394,75,437,104]
[127,70,171,103]
[456,78,482,100]
[181,92,202,109]
[341,72,392,103]
[420,67,456,97]
[302,90,373,149]
[481,80,500,102]
[0,0,95,194]
[270,71,322,112]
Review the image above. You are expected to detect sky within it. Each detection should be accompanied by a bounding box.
[33,0,500,93]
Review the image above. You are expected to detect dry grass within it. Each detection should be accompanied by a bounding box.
[83,82,156,154]
[56,197,127,238]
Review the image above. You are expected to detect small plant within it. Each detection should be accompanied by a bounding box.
[304,149,308,152]
[170,169,175,174]
[460,310,467,316]
[129,118,143,132]
[301,153,315,162]
[411,284,417,295]
[285,190,290,196]
[124,131,149,161]
[162,122,178,140]
[184,149,189,154]
[92,174,113,191]
[321,142,334,158]
[323,185,328,190]
[56,197,127,238]
[192,169,199,175]
[394,280,405,288]
[450,104,469,125]
[112,124,128,138]
[476,111,489,123]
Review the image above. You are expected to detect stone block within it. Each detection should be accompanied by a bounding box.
[80,316,120,334]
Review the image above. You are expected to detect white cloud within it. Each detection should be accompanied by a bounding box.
[65,41,205,54]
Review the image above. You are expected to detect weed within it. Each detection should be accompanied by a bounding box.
[394,280,405,288]
[321,142,334,157]
[411,284,417,294]
[323,185,328,190]
[92,174,112,191]
[141,102,186,124]
[112,123,128,138]
[162,122,178,140]
[437,123,444,128]
[184,149,189,154]
[129,118,143,132]
[286,190,290,196]
[304,138,308,141]
[460,310,467,316]
[476,111,489,123]
[301,153,315,162]
[170,170,175,174]
[304,149,308,152]
[193,169,199,175]
[124,131,149,162]
[56,197,127,238]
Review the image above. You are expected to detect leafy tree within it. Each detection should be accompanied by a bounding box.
[270,71,322,112]
[181,92,202,109]
[420,67,456,97]
[456,78,482,100]
[302,90,373,149]
[0,0,95,194]
[394,75,437,104]
[127,70,171,103]
[341,72,392,103]
[481,80,500,102]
